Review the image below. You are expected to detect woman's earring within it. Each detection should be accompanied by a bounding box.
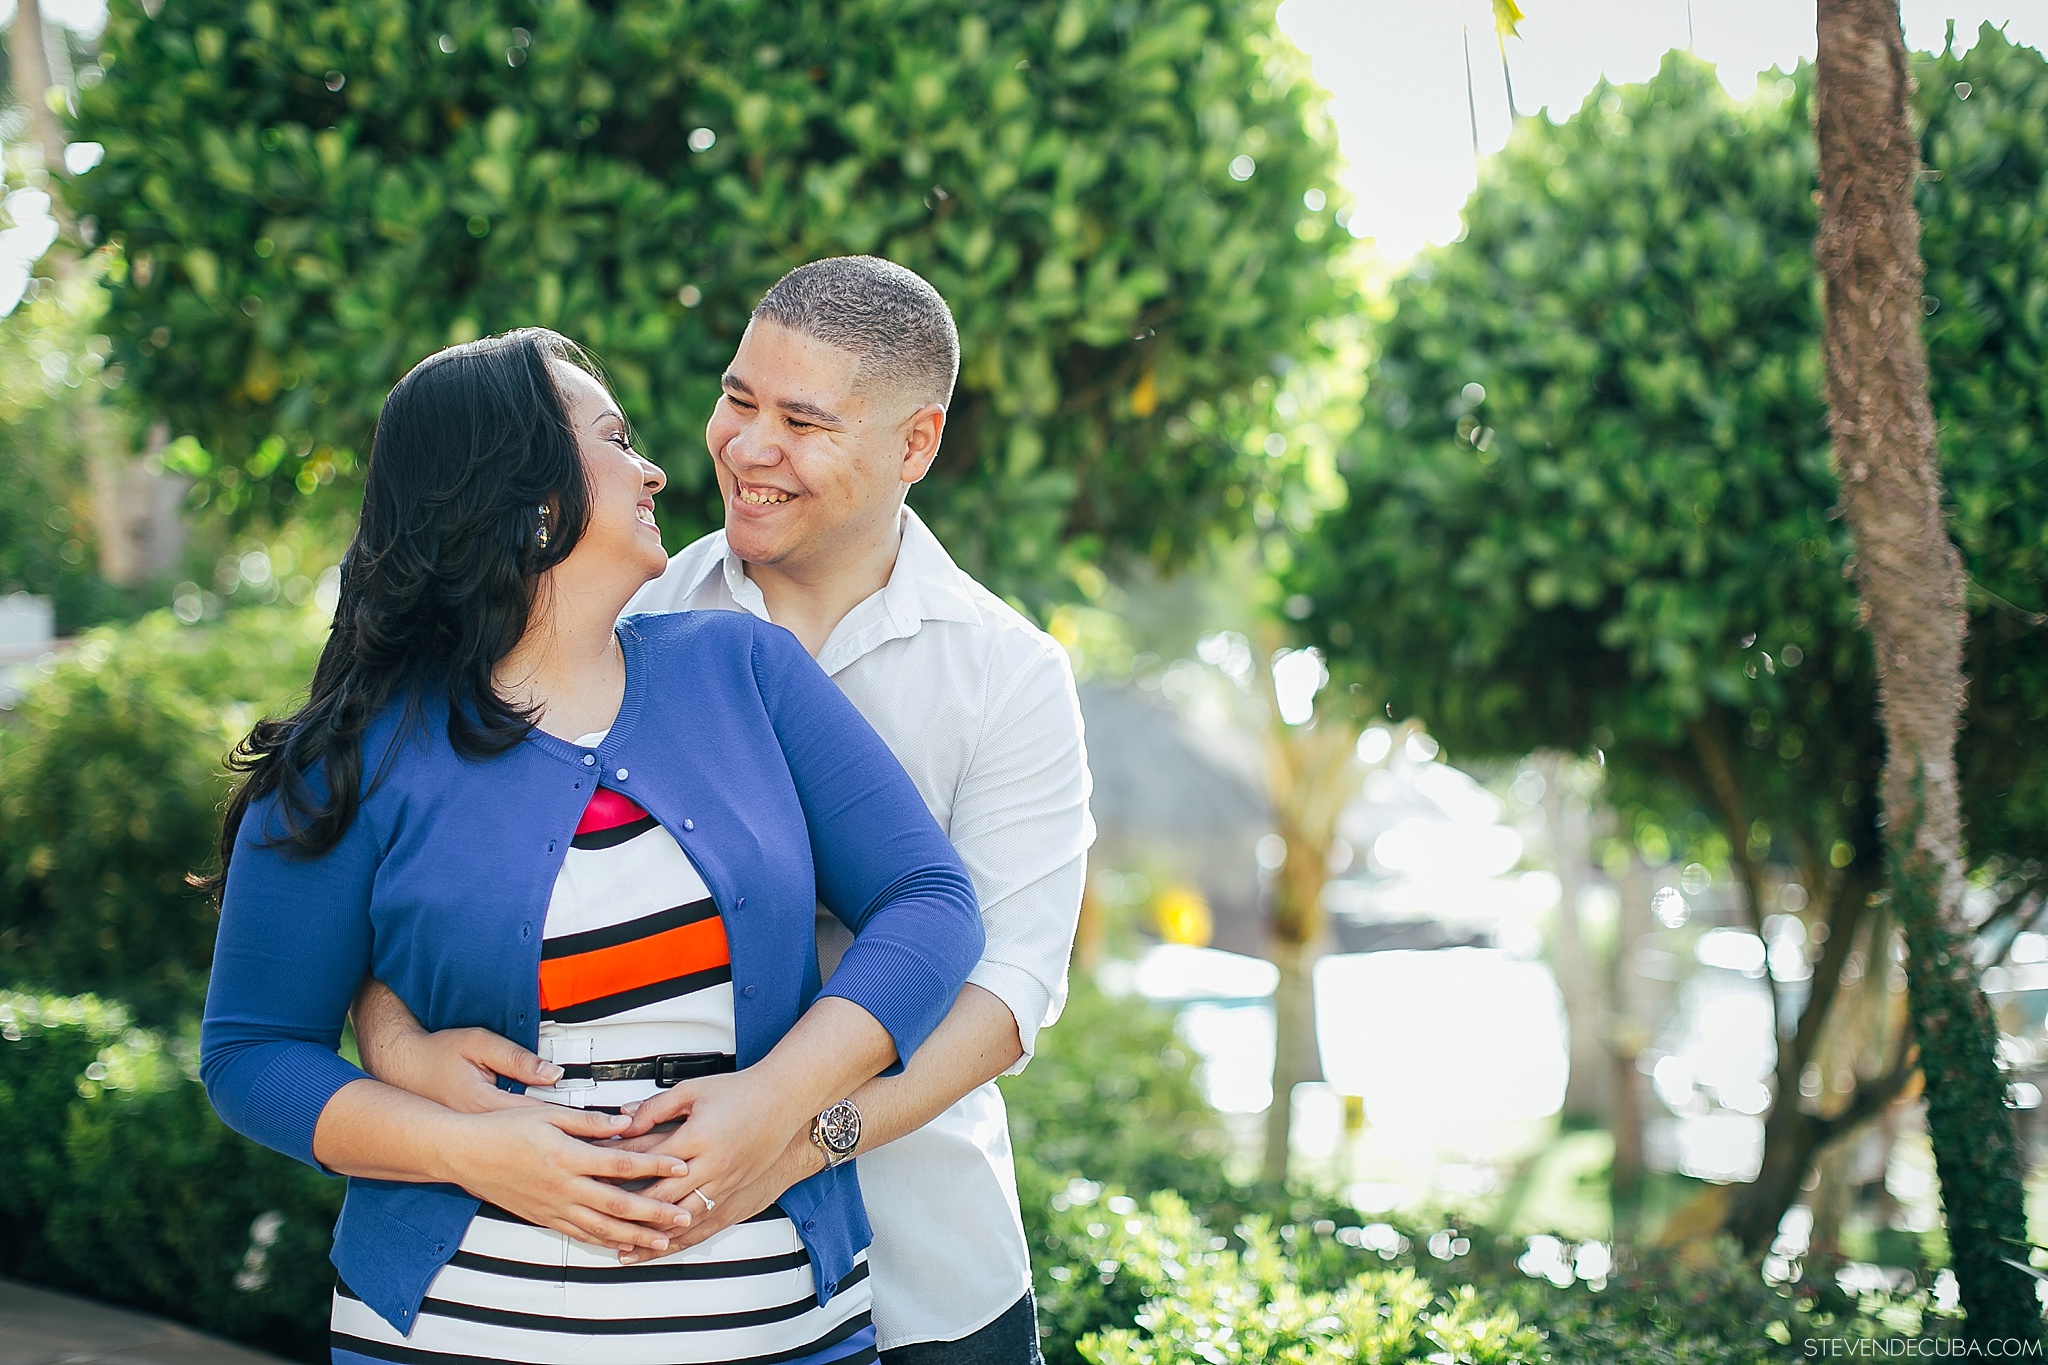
[535,504,551,550]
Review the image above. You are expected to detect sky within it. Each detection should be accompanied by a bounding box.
[1274,0,2048,262]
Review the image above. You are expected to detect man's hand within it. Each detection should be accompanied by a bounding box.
[619,1129,822,1262]
[611,1069,811,1217]
[353,978,558,1113]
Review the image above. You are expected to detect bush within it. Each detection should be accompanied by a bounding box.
[0,603,327,1024]
[1003,978,1234,1207]
[1066,1192,1543,1365]
[0,990,340,1362]
[1007,982,1940,1361]
[1031,1184,1944,1364]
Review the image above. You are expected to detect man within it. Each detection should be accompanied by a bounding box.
[352,256,1094,1363]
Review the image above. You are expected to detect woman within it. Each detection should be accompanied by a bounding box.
[200,328,983,1365]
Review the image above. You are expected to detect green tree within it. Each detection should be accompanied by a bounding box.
[1289,36,2048,1256]
[69,0,1352,599]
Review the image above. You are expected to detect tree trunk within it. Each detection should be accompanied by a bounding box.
[7,0,68,176]
[89,423,188,586]
[1252,641,1363,1185]
[1729,1102,1828,1251]
[1808,1135,1856,1265]
[1814,0,2036,1340]
[1539,756,1610,1122]
[1606,860,1656,1236]
[1263,931,1321,1186]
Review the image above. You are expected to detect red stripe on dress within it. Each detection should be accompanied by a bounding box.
[577,786,650,835]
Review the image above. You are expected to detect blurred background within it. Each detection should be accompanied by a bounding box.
[4,0,2048,1360]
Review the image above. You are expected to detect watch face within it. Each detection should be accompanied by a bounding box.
[818,1100,861,1155]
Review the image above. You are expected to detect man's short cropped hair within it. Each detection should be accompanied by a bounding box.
[752,256,960,411]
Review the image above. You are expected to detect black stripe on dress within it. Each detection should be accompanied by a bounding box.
[542,963,734,1024]
[371,1261,871,1336]
[570,813,661,851]
[445,1246,812,1282]
[471,1202,789,1228]
[540,898,719,960]
[331,1308,874,1365]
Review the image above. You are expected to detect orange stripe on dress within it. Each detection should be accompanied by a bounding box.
[538,915,732,1014]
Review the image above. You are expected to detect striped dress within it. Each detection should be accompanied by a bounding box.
[331,751,876,1365]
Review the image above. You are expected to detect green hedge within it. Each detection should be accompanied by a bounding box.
[0,975,1940,1365]
[1030,1182,1947,1364]
[0,990,339,1362]
[0,603,327,1025]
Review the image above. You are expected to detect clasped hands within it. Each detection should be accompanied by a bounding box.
[374,1026,826,1263]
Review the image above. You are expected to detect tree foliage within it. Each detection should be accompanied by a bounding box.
[1288,33,2048,1241]
[71,0,1353,598]
[1294,32,2047,895]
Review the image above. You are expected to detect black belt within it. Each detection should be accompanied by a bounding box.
[555,1052,735,1087]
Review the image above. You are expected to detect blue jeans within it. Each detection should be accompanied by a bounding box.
[879,1292,1042,1365]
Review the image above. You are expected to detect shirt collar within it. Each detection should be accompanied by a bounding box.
[704,506,983,673]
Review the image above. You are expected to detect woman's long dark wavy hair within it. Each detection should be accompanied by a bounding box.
[206,328,602,884]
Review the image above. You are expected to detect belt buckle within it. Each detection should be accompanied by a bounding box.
[654,1054,692,1088]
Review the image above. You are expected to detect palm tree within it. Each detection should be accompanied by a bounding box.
[1811,0,2035,1339]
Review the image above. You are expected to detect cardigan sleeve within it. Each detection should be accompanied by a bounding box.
[750,619,984,1065]
[199,787,378,1171]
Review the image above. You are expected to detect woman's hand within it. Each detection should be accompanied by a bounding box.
[613,1070,810,1216]
[442,1106,698,1257]
[618,1128,822,1263]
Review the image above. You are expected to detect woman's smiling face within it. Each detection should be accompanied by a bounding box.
[549,360,669,586]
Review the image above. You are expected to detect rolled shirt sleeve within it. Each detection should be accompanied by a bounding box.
[950,634,1095,1072]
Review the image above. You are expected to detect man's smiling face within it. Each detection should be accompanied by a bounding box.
[706,319,936,573]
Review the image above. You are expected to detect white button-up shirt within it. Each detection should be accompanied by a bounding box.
[626,506,1094,1349]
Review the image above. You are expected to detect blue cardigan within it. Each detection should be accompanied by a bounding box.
[200,610,983,1336]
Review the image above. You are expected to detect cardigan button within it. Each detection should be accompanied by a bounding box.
[742,985,757,998]
[521,922,532,942]
[804,1220,816,1232]
[616,767,629,781]
[682,819,694,831]
[581,754,595,766]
